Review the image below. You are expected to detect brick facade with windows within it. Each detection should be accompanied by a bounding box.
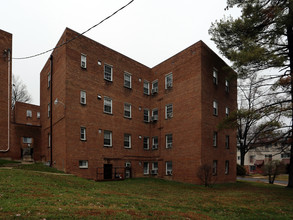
[0,28,237,184]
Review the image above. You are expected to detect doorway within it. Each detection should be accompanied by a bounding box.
[104,164,112,180]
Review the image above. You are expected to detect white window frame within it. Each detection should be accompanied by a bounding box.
[225,79,230,93]
[143,162,149,175]
[213,68,218,85]
[152,136,158,150]
[151,108,158,121]
[166,134,173,148]
[26,110,32,118]
[225,160,229,175]
[47,72,51,88]
[79,160,88,169]
[144,109,150,122]
[143,137,150,150]
[151,80,158,94]
[225,135,230,149]
[152,162,158,174]
[104,64,113,81]
[80,127,86,141]
[143,81,150,95]
[124,103,131,118]
[165,73,173,89]
[165,104,173,119]
[213,160,217,175]
[124,134,131,149]
[104,130,112,147]
[48,103,50,118]
[124,72,132,89]
[225,107,229,117]
[166,161,172,175]
[80,90,86,105]
[81,54,87,69]
[104,97,112,114]
[213,101,218,116]
[37,112,40,119]
[23,137,32,144]
[213,132,217,147]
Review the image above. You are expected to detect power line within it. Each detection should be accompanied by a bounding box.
[13,0,134,60]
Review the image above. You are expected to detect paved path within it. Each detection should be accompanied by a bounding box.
[237,176,288,186]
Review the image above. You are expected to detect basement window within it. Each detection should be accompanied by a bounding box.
[79,160,88,169]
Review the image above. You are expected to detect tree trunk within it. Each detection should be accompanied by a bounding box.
[287,0,293,188]
[240,146,246,166]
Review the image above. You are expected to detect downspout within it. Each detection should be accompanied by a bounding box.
[50,55,53,167]
[0,49,11,153]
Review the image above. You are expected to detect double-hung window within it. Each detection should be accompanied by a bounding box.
[165,73,173,89]
[48,103,50,118]
[166,161,172,175]
[47,72,51,88]
[37,112,40,119]
[144,109,150,122]
[104,97,112,114]
[80,127,86,141]
[151,80,158,94]
[225,135,230,149]
[26,110,32,118]
[152,136,158,150]
[225,107,229,117]
[104,64,113,81]
[213,101,218,116]
[124,72,131,88]
[152,162,158,175]
[166,134,173,148]
[225,160,229,175]
[23,137,32,144]
[165,104,173,119]
[104,130,112,147]
[124,134,131,149]
[213,69,218,85]
[143,81,150,95]
[124,103,131,118]
[143,137,149,150]
[213,160,217,175]
[225,79,230,93]
[143,162,149,175]
[81,54,87,69]
[213,132,217,147]
[152,108,158,121]
[80,91,86,105]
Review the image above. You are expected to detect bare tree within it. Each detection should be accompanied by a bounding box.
[263,160,286,184]
[12,75,32,108]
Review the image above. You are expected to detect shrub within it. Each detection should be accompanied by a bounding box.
[237,164,246,176]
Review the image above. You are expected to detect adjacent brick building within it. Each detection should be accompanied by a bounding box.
[0,28,237,184]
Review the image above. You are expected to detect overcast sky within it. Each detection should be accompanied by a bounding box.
[1,0,240,105]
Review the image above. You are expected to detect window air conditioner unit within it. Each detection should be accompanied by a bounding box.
[167,143,172,148]
[151,115,158,122]
[81,61,86,68]
[167,113,173,118]
[152,144,158,150]
[167,82,172,88]
[151,88,158,95]
[151,170,158,175]
[167,171,172,175]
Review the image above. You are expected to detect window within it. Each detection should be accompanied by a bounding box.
[225,79,230,93]
[23,137,32,144]
[48,103,50,118]
[104,130,112,147]
[151,162,158,175]
[143,81,150,95]
[79,160,88,169]
[151,108,158,121]
[281,153,290,158]
[124,103,131,118]
[225,107,229,117]
[165,73,173,89]
[225,160,229,175]
[124,134,131,149]
[151,80,158,94]
[265,154,272,161]
[166,161,172,175]
[47,72,51,88]
[143,137,149,150]
[213,69,218,85]
[225,135,230,149]
[80,91,86,105]
[165,104,173,119]
[213,132,217,147]
[143,162,149,175]
[166,134,173,148]
[37,112,40,119]
[81,54,86,69]
[48,133,51,148]
[80,127,86,141]
[104,64,113,81]
[249,155,255,163]
[250,165,256,172]
[124,72,131,88]
[144,109,150,122]
[212,160,217,175]
[213,101,218,116]
[152,136,158,149]
[104,97,112,114]
[26,110,32,118]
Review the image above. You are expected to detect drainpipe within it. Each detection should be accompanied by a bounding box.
[50,55,53,167]
[0,49,11,153]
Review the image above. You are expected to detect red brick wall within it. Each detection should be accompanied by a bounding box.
[0,29,12,157]
[14,102,41,126]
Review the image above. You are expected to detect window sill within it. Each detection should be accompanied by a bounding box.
[124,116,132,120]
[104,112,113,115]
[104,79,113,83]
[124,86,132,90]
[124,147,132,149]
[79,167,88,169]
[104,145,113,148]
[80,139,87,142]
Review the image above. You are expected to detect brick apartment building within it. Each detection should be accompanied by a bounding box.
[1,28,237,184]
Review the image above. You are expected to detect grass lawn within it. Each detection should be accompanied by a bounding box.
[0,164,293,219]
[0,158,20,166]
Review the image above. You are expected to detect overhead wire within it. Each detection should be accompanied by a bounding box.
[12,0,134,60]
